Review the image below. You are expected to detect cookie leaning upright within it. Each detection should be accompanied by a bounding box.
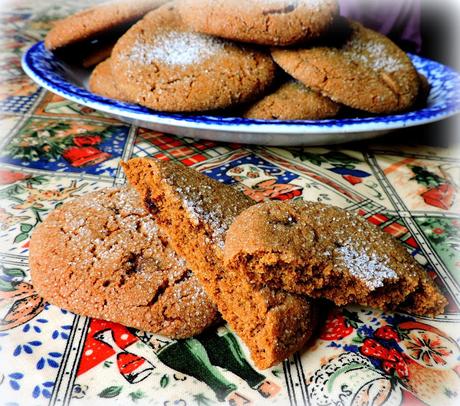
[110,4,276,112]
[122,158,317,369]
[177,0,339,46]
[271,20,420,114]
[224,200,447,316]
[29,187,218,339]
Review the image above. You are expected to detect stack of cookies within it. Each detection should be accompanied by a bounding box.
[30,158,448,369]
[45,0,427,120]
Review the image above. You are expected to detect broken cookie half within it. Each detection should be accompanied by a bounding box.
[122,158,318,369]
[224,200,447,317]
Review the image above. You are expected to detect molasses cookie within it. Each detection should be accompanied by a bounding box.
[45,0,169,51]
[224,200,447,316]
[110,5,276,112]
[122,158,317,369]
[243,79,341,120]
[89,59,131,102]
[29,187,218,339]
[271,20,420,114]
[177,0,339,46]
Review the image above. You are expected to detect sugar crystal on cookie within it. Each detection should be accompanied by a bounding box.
[176,184,235,249]
[129,31,225,68]
[336,241,398,290]
[345,37,405,73]
[259,0,324,13]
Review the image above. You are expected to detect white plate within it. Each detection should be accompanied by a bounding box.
[22,41,460,146]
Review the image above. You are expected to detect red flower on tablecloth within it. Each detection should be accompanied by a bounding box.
[315,310,460,405]
[398,322,459,369]
[2,121,116,168]
[403,333,451,366]
[433,228,445,235]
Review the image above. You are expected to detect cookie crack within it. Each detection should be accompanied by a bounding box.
[144,268,193,309]
[262,5,296,15]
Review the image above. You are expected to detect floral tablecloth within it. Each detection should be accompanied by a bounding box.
[1,2,460,405]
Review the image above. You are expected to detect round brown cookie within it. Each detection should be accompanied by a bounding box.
[242,79,340,120]
[45,0,169,51]
[89,59,132,102]
[29,187,218,339]
[177,0,339,46]
[224,200,447,316]
[271,20,420,114]
[110,4,276,112]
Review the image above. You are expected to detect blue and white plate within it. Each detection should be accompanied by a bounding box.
[22,41,460,146]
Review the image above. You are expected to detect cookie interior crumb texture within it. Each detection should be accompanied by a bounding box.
[29,187,219,339]
[122,157,318,369]
[223,200,447,316]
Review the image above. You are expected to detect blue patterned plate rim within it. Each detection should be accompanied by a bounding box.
[22,41,460,134]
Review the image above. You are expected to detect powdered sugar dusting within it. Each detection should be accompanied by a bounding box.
[345,37,404,73]
[337,240,398,290]
[255,0,322,11]
[129,31,225,68]
[176,184,228,249]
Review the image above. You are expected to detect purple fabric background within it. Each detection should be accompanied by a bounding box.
[338,0,422,52]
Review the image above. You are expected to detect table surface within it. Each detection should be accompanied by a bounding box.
[1,2,460,405]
